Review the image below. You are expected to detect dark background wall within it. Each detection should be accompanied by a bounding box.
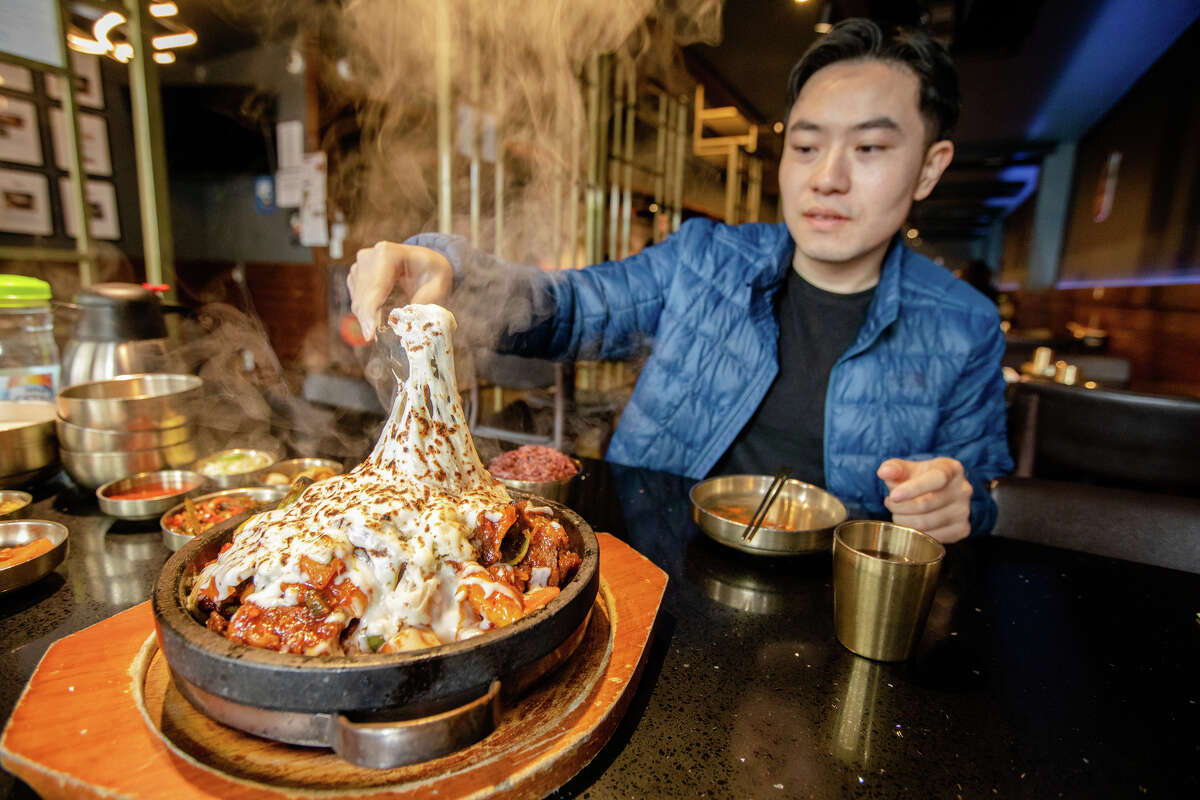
[1057,21,1200,283]
[998,21,1200,398]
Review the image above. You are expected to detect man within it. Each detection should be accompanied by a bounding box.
[348,19,1013,541]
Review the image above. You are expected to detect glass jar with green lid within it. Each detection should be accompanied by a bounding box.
[0,275,61,403]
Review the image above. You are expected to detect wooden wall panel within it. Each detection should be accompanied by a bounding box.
[242,263,328,365]
[173,260,327,368]
[1009,286,1200,397]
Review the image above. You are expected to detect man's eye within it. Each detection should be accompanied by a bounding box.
[791,144,816,154]
[858,144,887,153]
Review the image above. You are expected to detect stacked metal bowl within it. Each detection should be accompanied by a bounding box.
[0,401,60,488]
[56,374,204,489]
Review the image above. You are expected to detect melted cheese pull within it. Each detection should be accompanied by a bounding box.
[189,304,524,655]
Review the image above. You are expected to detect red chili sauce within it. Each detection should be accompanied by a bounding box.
[105,484,196,501]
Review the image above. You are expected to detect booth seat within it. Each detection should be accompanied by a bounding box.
[1007,380,1200,497]
[990,477,1200,574]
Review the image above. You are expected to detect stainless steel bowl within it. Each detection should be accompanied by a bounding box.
[56,418,193,452]
[96,470,209,521]
[0,402,58,483]
[492,458,582,504]
[56,373,202,431]
[0,490,33,519]
[689,474,848,555]
[159,485,288,551]
[0,519,69,594]
[192,448,279,489]
[253,457,344,487]
[61,439,198,489]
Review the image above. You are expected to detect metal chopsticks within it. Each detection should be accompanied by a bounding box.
[741,466,792,543]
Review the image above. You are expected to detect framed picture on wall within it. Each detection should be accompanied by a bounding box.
[49,108,111,175]
[0,169,52,235]
[0,97,42,166]
[45,52,104,110]
[0,64,35,94]
[60,177,119,240]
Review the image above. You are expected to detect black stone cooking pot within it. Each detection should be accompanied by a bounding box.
[151,491,599,766]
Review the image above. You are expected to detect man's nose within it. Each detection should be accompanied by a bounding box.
[810,147,850,194]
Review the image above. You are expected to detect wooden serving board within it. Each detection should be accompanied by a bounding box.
[1,533,666,800]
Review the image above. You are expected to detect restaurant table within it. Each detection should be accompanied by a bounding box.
[2,461,1199,799]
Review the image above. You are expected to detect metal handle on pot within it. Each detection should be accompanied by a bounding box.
[333,680,501,769]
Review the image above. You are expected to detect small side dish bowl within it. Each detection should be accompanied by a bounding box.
[489,465,578,503]
[159,485,287,552]
[0,519,69,594]
[96,470,209,521]
[191,448,278,489]
[493,462,581,504]
[486,445,582,504]
[254,457,344,487]
[0,490,33,519]
[689,474,848,556]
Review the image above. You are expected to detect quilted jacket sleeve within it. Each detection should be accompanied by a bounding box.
[926,315,1014,535]
[409,221,704,361]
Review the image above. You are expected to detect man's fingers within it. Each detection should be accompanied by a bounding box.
[348,244,405,343]
[886,477,971,515]
[893,512,970,544]
[876,459,910,486]
[886,467,951,503]
[891,492,970,543]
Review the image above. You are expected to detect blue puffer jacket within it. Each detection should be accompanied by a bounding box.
[411,218,1013,534]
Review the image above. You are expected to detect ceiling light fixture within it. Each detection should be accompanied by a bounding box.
[66,3,197,64]
[152,30,197,49]
[92,10,126,51]
[66,28,109,55]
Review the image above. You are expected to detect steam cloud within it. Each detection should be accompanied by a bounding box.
[193,0,724,456]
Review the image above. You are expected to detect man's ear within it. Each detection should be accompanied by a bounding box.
[913,139,954,201]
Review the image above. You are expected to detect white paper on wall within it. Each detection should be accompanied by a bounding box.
[276,120,303,169]
[49,108,111,175]
[0,168,51,235]
[60,177,120,240]
[0,97,42,165]
[298,151,328,247]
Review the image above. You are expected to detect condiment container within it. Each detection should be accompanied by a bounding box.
[96,470,209,521]
[0,276,60,404]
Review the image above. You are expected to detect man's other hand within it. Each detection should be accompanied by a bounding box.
[877,457,972,543]
[348,242,453,342]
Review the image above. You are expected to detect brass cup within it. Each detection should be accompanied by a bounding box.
[832,520,945,662]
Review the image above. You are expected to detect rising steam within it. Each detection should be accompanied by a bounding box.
[189,0,723,454]
[208,0,721,265]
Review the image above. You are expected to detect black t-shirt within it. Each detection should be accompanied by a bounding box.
[711,266,876,487]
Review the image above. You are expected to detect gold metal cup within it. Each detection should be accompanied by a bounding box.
[832,520,946,662]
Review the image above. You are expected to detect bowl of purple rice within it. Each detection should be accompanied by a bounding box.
[486,445,581,503]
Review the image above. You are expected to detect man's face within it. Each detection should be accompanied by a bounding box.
[779,59,950,278]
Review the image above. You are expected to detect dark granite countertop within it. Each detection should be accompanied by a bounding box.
[3,462,1199,799]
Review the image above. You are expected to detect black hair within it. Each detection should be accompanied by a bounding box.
[784,18,960,142]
